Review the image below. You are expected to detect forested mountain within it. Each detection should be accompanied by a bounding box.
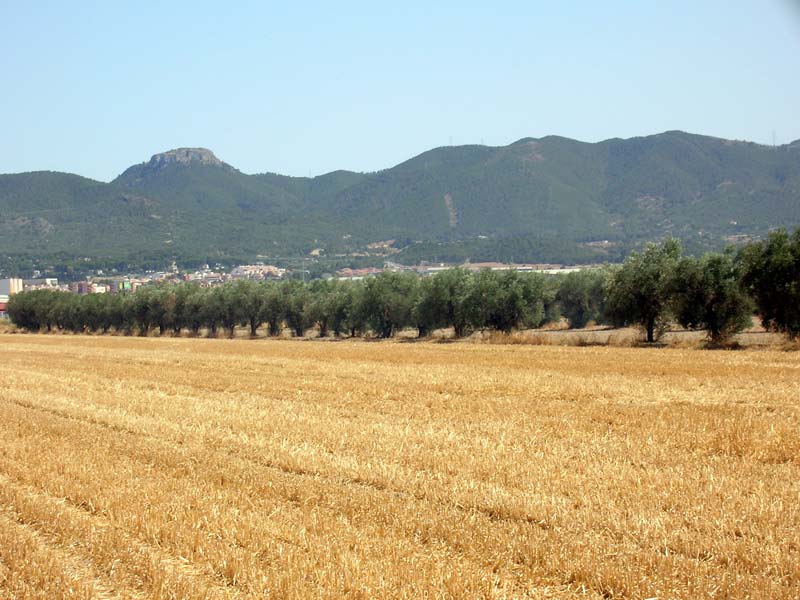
[2,131,799,269]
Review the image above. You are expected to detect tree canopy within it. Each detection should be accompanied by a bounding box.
[739,228,800,339]
[606,239,682,343]
[8,229,800,345]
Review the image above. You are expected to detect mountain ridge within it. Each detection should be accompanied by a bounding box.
[1,131,799,271]
[2,130,788,181]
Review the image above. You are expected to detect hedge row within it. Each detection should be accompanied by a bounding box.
[8,229,800,343]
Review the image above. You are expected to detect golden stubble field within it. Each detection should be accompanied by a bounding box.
[0,336,798,599]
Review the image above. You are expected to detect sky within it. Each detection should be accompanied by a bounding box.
[2,0,800,181]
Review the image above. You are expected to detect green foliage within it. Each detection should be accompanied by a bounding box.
[130,286,156,335]
[341,283,368,338]
[259,283,285,337]
[214,285,244,338]
[306,280,354,337]
[280,280,313,337]
[201,287,224,336]
[413,268,473,337]
[670,252,753,344]
[3,132,799,271]
[182,286,207,335]
[7,289,60,331]
[556,269,610,328]
[360,272,419,338]
[395,235,611,266]
[739,228,800,339]
[606,239,682,342]
[231,279,267,337]
[458,270,549,333]
[8,231,798,344]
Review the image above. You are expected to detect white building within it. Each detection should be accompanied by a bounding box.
[0,278,24,296]
[22,278,59,289]
[230,264,286,280]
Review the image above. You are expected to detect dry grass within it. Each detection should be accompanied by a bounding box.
[480,326,786,349]
[0,336,798,599]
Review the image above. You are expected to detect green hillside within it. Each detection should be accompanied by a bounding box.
[0,172,171,255]
[1,131,799,272]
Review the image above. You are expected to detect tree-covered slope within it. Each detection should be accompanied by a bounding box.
[0,171,172,255]
[319,131,800,244]
[597,131,800,238]
[1,132,799,265]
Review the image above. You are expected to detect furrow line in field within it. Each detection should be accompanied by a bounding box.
[2,392,557,531]
[2,337,799,597]
[0,435,548,598]
[0,472,241,600]
[0,396,560,597]
[0,504,120,600]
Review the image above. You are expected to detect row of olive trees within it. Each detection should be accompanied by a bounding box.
[8,228,800,343]
[7,270,562,339]
[604,229,800,344]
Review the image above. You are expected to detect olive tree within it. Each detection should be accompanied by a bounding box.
[670,252,752,345]
[606,239,681,343]
[556,269,609,328]
[739,228,800,339]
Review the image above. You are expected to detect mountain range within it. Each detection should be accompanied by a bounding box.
[2,131,799,271]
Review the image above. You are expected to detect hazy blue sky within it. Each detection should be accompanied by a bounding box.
[2,0,800,181]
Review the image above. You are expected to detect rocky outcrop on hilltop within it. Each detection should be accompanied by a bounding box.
[114,147,235,186]
[146,148,227,168]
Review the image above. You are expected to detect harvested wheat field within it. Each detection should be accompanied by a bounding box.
[0,336,798,599]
